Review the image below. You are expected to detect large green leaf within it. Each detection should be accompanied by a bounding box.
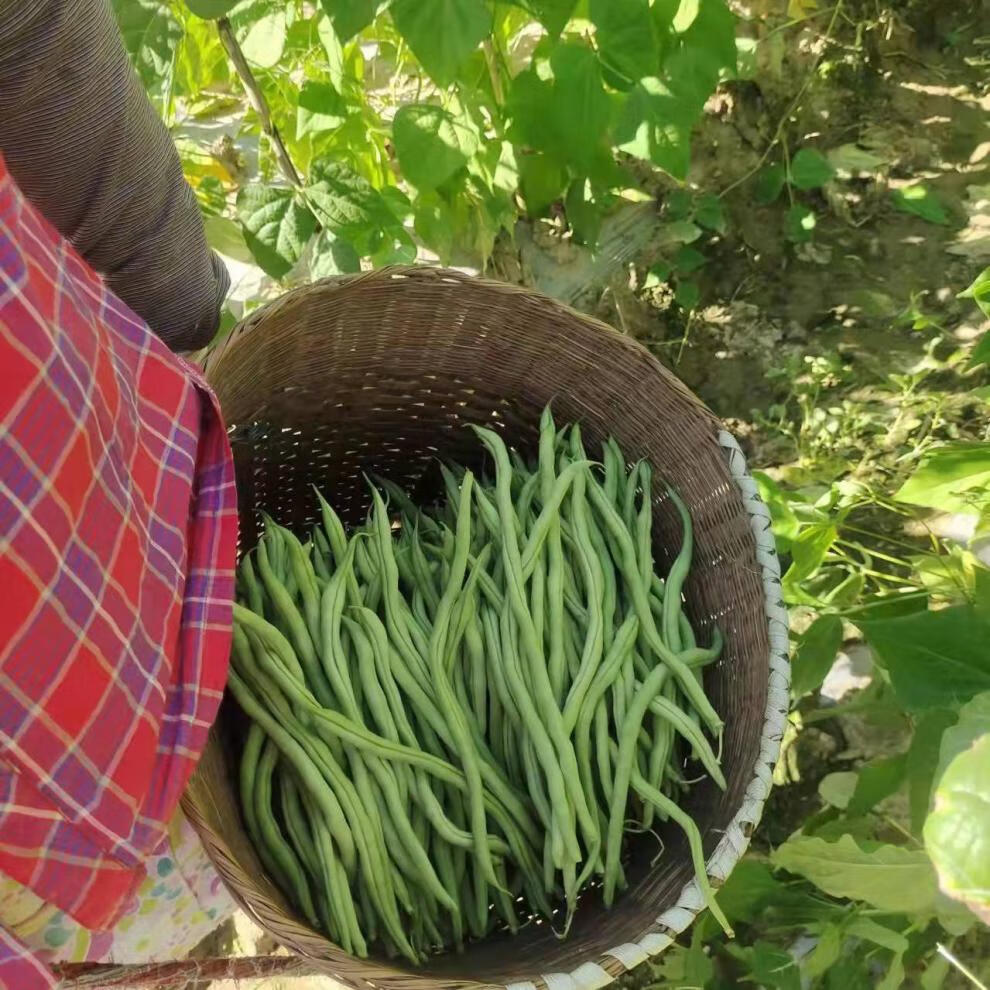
[590,0,656,87]
[906,709,957,834]
[522,0,576,35]
[680,0,737,73]
[848,753,907,816]
[771,834,937,914]
[111,0,182,110]
[891,183,950,225]
[184,0,238,17]
[392,104,478,190]
[319,0,384,41]
[728,942,800,990]
[784,522,837,588]
[517,153,567,214]
[391,0,491,85]
[924,732,990,924]
[235,4,286,68]
[791,614,842,698]
[296,81,346,139]
[547,44,611,171]
[755,162,786,205]
[935,691,990,784]
[615,76,695,180]
[895,442,990,514]
[861,605,990,711]
[790,148,835,190]
[959,266,990,319]
[236,185,317,278]
[310,230,361,278]
[305,159,396,254]
[508,44,611,175]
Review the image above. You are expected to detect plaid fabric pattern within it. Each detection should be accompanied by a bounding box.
[0,157,237,988]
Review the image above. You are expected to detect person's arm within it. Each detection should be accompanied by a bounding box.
[0,0,228,351]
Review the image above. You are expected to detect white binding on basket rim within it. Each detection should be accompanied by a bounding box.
[509,429,791,990]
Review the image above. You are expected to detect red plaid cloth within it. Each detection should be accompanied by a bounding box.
[0,156,237,988]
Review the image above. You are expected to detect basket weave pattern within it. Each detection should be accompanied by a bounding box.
[184,267,789,990]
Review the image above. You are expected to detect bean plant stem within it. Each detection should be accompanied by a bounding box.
[216,17,302,187]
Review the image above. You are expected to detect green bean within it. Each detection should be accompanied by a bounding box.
[240,552,266,618]
[538,407,568,706]
[279,771,321,881]
[630,770,733,936]
[255,737,319,927]
[424,471,502,890]
[301,787,365,955]
[635,462,655,591]
[477,427,601,869]
[661,485,693,654]
[254,538,333,706]
[280,524,322,647]
[518,459,593,579]
[585,477,723,734]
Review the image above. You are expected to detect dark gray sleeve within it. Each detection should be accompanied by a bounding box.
[0,0,229,351]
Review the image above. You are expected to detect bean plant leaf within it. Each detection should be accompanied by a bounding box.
[203,215,253,263]
[306,159,396,253]
[848,753,907,816]
[694,192,726,232]
[184,0,238,17]
[565,179,602,247]
[971,333,990,368]
[771,834,937,914]
[236,5,286,68]
[615,77,695,180]
[891,183,950,225]
[517,153,567,214]
[316,16,346,89]
[547,44,611,171]
[895,442,990,514]
[907,709,957,834]
[819,771,857,809]
[520,0,577,35]
[319,0,383,41]
[861,605,990,711]
[755,162,786,205]
[296,81,346,139]
[959,266,990,318]
[714,859,782,924]
[392,104,478,190]
[681,0,737,72]
[590,0,657,88]
[675,280,700,309]
[924,732,990,924]
[391,0,491,85]
[845,916,909,954]
[784,522,836,587]
[310,230,361,278]
[790,613,842,698]
[789,148,835,190]
[786,203,817,243]
[111,0,182,110]
[935,691,990,784]
[672,0,701,32]
[236,185,317,278]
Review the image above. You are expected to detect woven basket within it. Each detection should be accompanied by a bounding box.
[183,266,789,990]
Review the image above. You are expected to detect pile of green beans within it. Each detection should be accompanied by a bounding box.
[230,407,731,963]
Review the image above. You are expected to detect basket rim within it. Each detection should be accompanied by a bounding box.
[194,267,790,990]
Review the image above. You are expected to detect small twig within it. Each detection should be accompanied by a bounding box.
[217,17,301,187]
[53,955,319,988]
[719,0,845,199]
[484,39,505,105]
[937,943,989,990]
